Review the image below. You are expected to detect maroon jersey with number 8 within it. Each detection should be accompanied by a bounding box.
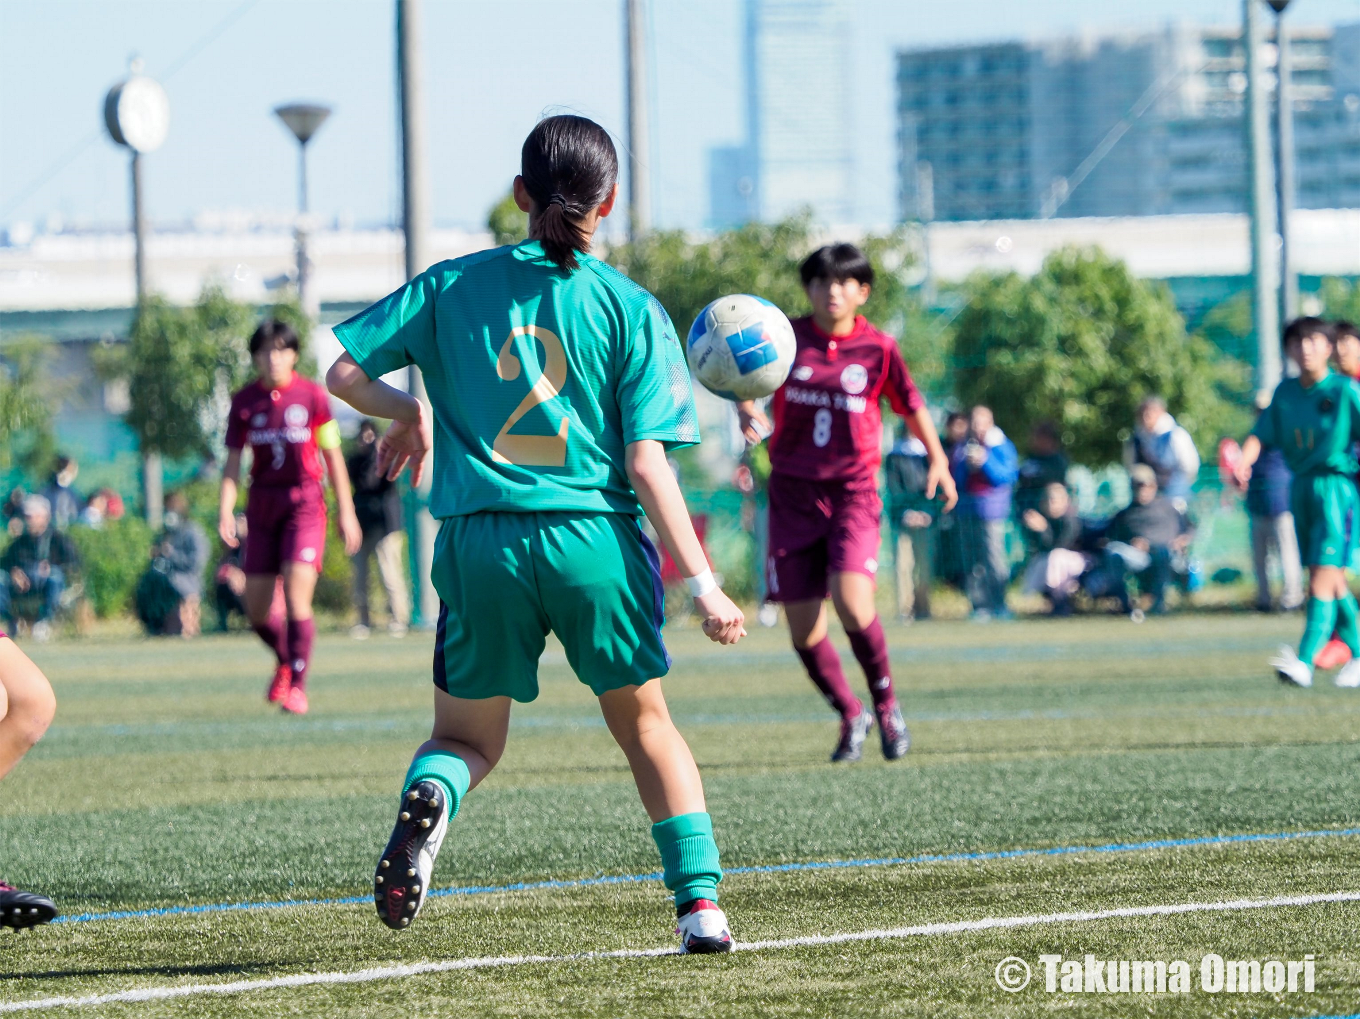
[768,316,924,487]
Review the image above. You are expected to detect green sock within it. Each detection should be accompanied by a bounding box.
[652,812,722,908]
[1337,593,1360,655]
[1299,597,1338,666]
[402,750,471,817]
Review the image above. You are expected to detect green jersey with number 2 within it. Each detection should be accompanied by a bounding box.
[333,240,699,518]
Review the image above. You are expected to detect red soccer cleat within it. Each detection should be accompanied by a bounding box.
[1314,638,1352,671]
[281,685,309,715]
[266,664,292,704]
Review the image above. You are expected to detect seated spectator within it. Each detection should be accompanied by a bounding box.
[41,456,84,531]
[950,405,1019,619]
[1124,396,1200,511]
[79,488,125,529]
[885,433,935,623]
[0,496,79,642]
[137,491,210,637]
[1088,464,1192,616]
[1016,420,1068,513]
[3,488,26,539]
[214,513,249,631]
[1020,482,1088,616]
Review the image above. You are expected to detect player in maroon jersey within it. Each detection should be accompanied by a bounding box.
[738,244,956,762]
[218,320,362,715]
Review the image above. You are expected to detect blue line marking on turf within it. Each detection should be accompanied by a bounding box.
[52,825,1360,926]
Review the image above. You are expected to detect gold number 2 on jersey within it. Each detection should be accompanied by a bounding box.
[491,325,570,467]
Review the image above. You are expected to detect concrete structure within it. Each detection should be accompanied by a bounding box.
[708,0,854,227]
[897,22,1360,222]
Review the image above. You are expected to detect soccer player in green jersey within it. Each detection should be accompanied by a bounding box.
[1236,317,1360,688]
[326,116,745,953]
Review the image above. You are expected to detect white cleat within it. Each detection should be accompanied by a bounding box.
[1336,658,1360,687]
[1269,645,1313,688]
[675,899,733,954]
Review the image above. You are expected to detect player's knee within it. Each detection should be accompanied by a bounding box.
[7,682,54,748]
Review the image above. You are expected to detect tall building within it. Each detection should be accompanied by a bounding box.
[897,23,1360,222]
[708,0,854,228]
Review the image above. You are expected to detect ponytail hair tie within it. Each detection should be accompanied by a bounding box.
[548,193,569,210]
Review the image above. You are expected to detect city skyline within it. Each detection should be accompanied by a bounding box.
[3,0,1359,237]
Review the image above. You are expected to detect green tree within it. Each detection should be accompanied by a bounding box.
[96,285,257,463]
[0,337,57,472]
[950,247,1250,466]
[487,190,528,246]
[1319,277,1360,324]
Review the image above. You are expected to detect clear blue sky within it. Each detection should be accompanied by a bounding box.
[3,0,1358,234]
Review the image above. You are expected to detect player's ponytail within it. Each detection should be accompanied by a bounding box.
[520,115,618,272]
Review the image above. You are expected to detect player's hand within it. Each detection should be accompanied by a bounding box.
[339,511,363,556]
[925,456,958,511]
[694,588,746,645]
[1232,460,1252,491]
[377,408,433,486]
[736,401,771,446]
[218,511,239,549]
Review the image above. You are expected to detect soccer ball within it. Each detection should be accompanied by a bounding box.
[686,294,796,401]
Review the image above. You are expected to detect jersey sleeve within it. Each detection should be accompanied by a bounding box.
[332,269,440,380]
[224,393,247,450]
[615,297,700,450]
[881,342,926,416]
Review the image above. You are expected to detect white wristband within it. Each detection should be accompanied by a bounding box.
[685,568,717,598]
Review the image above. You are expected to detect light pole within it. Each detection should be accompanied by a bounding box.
[104,59,169,527]
[1267,0,1298,326]
[1244,0,1280,401]
[274,103,331,319]
[624,0,651,239]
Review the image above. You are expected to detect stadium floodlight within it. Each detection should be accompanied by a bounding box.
[1265,1,1291,12]
[273,102,331,317]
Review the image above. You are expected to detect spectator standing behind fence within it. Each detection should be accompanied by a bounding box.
[1098,464,1191,617]
[1021,482,1088,616]
[1016,420,1068,514]
[347,419,410,639]
[1247,438,1303,613]
[0,496,78,642]
[40,456,84,531]
[214,513,250,631]
[140,491,210,637]
[951,406,1018,620]
[1125,397,1199,511]
[884,432,935,623]
[936,411,969,590]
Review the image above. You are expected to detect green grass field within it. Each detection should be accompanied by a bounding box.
[4,613,1360,1017]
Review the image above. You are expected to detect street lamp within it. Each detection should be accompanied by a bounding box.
[1266,0,1298,325]
[273,102,331,318]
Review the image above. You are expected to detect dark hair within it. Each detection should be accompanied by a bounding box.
[799,243,875,287]
[520,115,618,272]
[1282,316,1335,348]
[249,319,300,356]
[1031,419,1060,443]
[1335,319,1359,342]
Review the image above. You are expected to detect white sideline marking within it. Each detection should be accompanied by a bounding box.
[4,890,1358,1012]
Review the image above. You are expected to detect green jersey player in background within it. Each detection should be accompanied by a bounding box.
[1236,317,1360,688]
[327,115,745,953]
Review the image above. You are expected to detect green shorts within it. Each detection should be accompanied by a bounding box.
[1290,473,1359,568]
[430,511,671,701]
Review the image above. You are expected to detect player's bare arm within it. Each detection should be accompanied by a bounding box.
[218,447,243,548]
[320,445,364,556]
[1234,434,1262,490]
[735,400,771,445]
[626,439,746,645]
[903,405,958,511]
[326,353,433,487]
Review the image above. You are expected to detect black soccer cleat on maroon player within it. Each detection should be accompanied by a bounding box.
[831,706,874,762]
[0,882,56,930]
[374,780,449,931]
[878,703,911,760]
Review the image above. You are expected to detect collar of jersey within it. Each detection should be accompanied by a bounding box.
[806,314,868,347]
[1297,368,1333,390]
[261,371,299,395]
[511,238,596,267]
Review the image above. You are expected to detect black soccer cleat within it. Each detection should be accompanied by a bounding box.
[831,707,875,763]
[879,703,912,760]
[0,882,56,930]
[374,780,449,931]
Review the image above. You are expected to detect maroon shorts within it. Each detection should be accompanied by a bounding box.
[765,473,883,603]
[244,483,327,575]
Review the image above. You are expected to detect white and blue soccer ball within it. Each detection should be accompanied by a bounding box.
[685,294,796,402]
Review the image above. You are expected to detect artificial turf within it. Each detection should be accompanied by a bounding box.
[2,613,1359,1016]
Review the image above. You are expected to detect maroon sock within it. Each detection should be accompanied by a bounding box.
[795,639,862,720]
[252,611,289,667]
[846,616,897,718]
[287,617,315,690]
